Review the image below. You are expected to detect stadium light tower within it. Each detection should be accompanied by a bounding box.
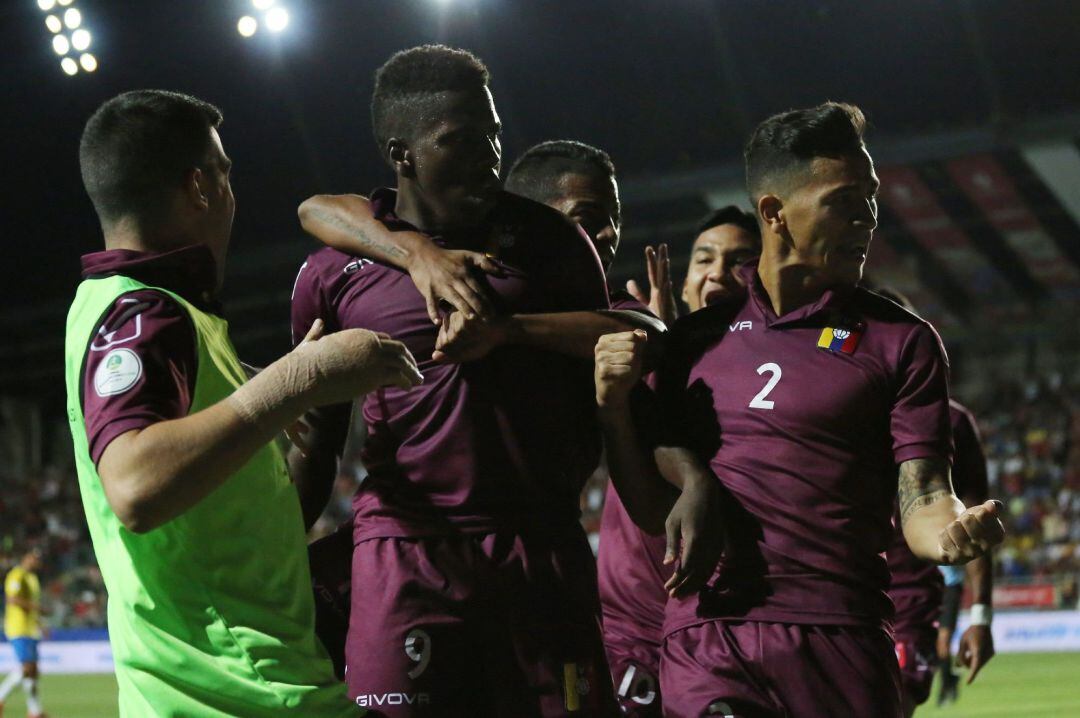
[237,0,290,38]
[37,0,96,76]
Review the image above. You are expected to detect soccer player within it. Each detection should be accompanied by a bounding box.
[876,289,996,715]
[681,207,762,313]
[593,102,1005,717]
[624,205,762,328]
[0,549,46,718]
[301,137,666,713]
[290,46,670,716]
[66,89,421,716]
[589,207,761,717]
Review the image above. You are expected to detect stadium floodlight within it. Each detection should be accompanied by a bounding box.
[45,15,62,33]
[37,0,56,11]
[52,34,70,55]
[63,7,81,29]
[71,28,91,51]
[80,53,97,72]
[253,0,276,9]
[60,57,78,75]
[237,16,257,37]
[264,7,289,33]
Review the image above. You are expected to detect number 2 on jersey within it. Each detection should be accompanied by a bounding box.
[749,363,782,410]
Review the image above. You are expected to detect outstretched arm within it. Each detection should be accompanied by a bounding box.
[98,325,421,534]
[433,308,665,363]
[899,457,1004,564]
[298,194,502,323]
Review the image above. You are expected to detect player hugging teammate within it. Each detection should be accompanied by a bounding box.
[62,42,1004,718]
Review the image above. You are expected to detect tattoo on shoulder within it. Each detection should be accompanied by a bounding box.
[898,457,953,524]
[309,207,407,260]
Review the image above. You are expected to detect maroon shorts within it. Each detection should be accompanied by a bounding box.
[660,621,902,718]
[345,528,618,717]
[308,522,354,681]
[893,624,938,707]
[606,641,662,717]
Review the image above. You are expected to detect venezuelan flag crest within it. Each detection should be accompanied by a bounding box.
[817,325,862,354]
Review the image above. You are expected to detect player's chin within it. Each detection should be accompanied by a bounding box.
[826,259,865,287]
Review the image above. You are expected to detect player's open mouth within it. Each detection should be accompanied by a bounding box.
[703,287,729,305]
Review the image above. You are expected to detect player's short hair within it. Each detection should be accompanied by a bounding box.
[79,90,223,228]
[505,140,620,224]
[694,205,761,246]
[744,101,867,202]
[371,44,491,154]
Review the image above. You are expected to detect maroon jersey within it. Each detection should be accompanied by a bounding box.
[292,189,610,542]
[77,246,218,464]
[656,262,952,633]
[887,399,988,632]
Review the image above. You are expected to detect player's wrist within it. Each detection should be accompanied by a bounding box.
[230,352,315,428]
[402,233,443,271]
[969,603,993,626]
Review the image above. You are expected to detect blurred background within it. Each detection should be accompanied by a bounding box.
[1,1,1080,713]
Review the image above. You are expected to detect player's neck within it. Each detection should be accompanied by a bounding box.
[756,249,831,318]
[102,216,198,257]
[394,183,454,234]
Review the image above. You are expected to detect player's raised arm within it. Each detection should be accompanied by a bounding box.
[594,330,723,598]
[97,326,422,534]
[299,193,503,323]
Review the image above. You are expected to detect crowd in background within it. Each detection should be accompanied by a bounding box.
[975,370,1080,606]
[2,366,1077,630]
[0,464,106,630]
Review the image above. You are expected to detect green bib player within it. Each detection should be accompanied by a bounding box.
[65,90,422,716]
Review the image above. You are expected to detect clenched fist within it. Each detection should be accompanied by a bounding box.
[937,500,1005,565]
[594,330,648,408]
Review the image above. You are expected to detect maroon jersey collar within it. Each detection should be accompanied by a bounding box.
[740,261,856,328]
[80,244,220,312]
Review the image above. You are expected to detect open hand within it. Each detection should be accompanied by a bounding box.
[956,624,995,684]
[408,243,504,324]
[663,474,724,598]
[626,244,678,326]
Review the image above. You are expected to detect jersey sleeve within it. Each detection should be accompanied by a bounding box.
[81,290,198,466]
[608,288,656,317]
[291,258,338,347]
[952,408,989,503]
[890,323,952,465]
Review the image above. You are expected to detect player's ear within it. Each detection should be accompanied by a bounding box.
[757,194,784,238]
[387,138,415,179]
[183,167,210,212]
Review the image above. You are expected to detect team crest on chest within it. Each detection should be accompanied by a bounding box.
[816,321,864,355]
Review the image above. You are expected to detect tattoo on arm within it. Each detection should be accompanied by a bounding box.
[898,457,953,524]
[308,207,408,260]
